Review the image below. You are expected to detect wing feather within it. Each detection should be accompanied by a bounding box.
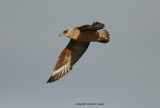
[47,39,90,83]
[78,22,104,31]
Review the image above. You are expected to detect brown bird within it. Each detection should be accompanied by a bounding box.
[47,22,110,83]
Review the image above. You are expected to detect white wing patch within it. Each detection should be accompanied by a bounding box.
[47,40,90,83]
[50,55,71,80]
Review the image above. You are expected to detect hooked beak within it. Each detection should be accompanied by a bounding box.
[58,33,63,37]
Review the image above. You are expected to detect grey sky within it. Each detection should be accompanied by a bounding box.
[0,0,160,108]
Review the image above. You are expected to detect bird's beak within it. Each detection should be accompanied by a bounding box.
[58,33,63,37]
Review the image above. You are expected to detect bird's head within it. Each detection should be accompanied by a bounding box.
[59,28,80,39]
[59,29,69,37]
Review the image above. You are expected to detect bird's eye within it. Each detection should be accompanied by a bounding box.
[63,30,68,33]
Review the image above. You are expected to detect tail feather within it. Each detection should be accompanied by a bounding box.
[98,29,110,43]
[99,29,110,38]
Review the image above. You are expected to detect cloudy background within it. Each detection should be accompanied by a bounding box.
[0,0,160,108]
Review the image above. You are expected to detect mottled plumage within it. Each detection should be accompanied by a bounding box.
[47,22,110,83]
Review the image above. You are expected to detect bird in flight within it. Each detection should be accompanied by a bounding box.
[47,22,110,83]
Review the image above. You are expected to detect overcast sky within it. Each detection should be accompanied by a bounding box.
[0,0,160,108]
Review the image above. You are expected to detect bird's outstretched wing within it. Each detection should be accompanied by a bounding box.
[78,22,104,31]
[47,39,90,83]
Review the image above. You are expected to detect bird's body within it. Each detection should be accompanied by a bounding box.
[47,22,110,83]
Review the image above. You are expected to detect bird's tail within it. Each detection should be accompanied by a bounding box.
[98,29,110,43]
